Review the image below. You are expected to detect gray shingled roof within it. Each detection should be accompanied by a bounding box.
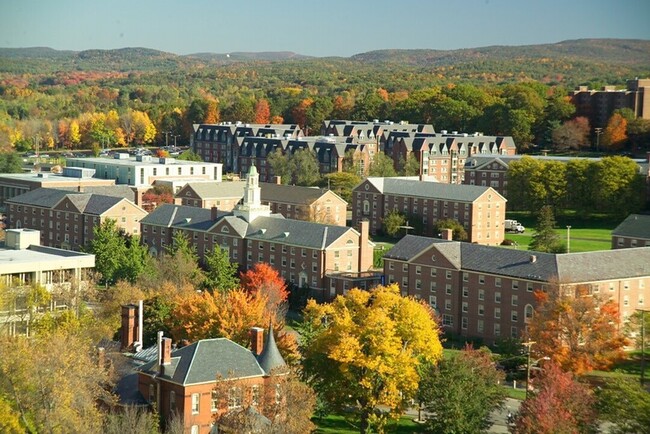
[138,338,265,385]
[256,326,286,375]
[612,214,650,239]
[6,188,70,208]
[365,177,497,202]
[180,181,246,200]
[260,183,330,206]
[246,215,353,249]
[7,188,132,215]
[140,204,217,231]
[59,185,136,202]
[385,235,650,283]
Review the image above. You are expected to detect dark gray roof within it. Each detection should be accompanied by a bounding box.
[179,181,246,199]
[246,215,353,249]
[67,185,136,202]
[6,188,69,207]
[7,188,133,215]
[384,235,650,283]
[364,177,499,202]
[140,204,217,231]
[260,183,333,206]
[138,338,265,385]
[612,214,650,239]
[256,326,286,375]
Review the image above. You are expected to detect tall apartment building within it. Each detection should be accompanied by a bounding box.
[383,235,650,343]
[352,177,506,245]
[141,166,374,297]
[6,188,147,250]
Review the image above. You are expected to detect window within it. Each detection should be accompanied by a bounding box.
[478,289,484,301]
[228,387,242,409]
[446,270,452,280]
[462,287,469,297]
[478,304,484,316]
[511,326,518,339]
[477,319,484,333]
[479,275,485,284]
[429,296,437,308]
[512,280,519,290]
[211,390,218,412]
[192,393,200,414]
[525,304,534,320]
[251,385,261,406]
[170,391,176,412]
[149,384,155,403]
[494,307,501,319]
[512,295,518,306]
[445,299,452,311]
[416,266,421,275]
[461,316,468,330]
[191,426,199,434]
[495,277,501,287]
[431,268,437,277]
[495,292,501,303]
[442,314,453,327]
[462,272,468,282]
[402,263,408,272]
[527,282,533,292]
[445,284,452,295]
[462,302,468,313]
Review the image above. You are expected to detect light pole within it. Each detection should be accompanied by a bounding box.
[163,131,171,148]
[523,340,535,400]
[594,128,603,153]
[173,135,180,148]
[566,225,571,253]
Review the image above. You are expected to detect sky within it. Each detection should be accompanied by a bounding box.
[1,0,649,57]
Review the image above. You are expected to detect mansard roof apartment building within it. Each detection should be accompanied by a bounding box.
[141,166,373,298]
[6,188,147,250]
[352,177,506,245]
[384,235,650,343]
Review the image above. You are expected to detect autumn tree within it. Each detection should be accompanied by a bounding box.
[529,205,565,253]
[204,99,220,124]
[202,246,240,292]
[601,112,628,151]
[213,369,316,434]
[254,98,271,124]
[551,116,590,151]
[142,184,174,211]
[323,171,361,204]
[301,284,443,434]
[527,286,627,373]
[382,210,407,237]
[512,362,596,434]
[420,345,506,434]
[240,262,289,320]
[433,218,468,241]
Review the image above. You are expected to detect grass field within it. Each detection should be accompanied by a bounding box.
[313,414,423,434]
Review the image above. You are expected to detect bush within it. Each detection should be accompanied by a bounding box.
[501,239,515,246]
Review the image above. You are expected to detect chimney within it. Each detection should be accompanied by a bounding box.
[530,255,537,263]
[136,299,143,352]
[358,220,373,271]
[211,206,219,220]
[274,175,282,185]
[120,304,138,350]
[250,327,265,355]
[441,228,453,241]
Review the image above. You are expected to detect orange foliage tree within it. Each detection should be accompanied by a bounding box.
[254,99,271,124]
[240,262,289,320]
[602,113,628,151]
[527,286,627,373]
[291,98,313,132]
[204,100,220,124]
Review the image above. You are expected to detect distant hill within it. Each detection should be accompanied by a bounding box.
[350,39,650,67]
[186,51,312,62]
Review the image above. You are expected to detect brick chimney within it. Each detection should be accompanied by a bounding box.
[211,206,219,220]
[358,220,373,271]
[441,228,453,241]
[157,331,173,375]
[274,175,282,185]
[120,304,139,350]
[250,327,265,355]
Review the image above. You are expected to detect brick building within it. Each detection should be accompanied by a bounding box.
[383,235,650,343]
[141,166,374,298]
[6,188,146,250]
[612,214,650,249]
[352,177,506,245]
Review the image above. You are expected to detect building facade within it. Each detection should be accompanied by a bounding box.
[352,177,506,245]
[383,235,650,343]
[6,188,147,250]
[612,214,650,249]
[0,229,95,336]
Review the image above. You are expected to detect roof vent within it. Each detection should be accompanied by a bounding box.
[185,217,192,224]
[259,228,267,234]
[530,255,537,263]
[283,232,290,238]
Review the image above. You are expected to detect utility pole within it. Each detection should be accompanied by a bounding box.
[173,135,180,148]
[523,340,535,400]
[566,225,571,253]
[163,131,171,148]
[594,127,603,153]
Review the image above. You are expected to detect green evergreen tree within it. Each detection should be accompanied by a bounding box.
[87,219,127,286]
[529,205,566,253]
[203,246,240,292]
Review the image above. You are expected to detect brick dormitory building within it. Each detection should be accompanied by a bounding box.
[383,235,650,343]
[141,165,378,297]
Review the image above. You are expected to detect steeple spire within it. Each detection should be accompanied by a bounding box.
[233,165,271,222]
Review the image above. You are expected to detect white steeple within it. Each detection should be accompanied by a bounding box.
[233,165,271,222]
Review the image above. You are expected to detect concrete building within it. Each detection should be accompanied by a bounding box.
[142,166,374,298]
[383,235,650,343]
[65,154,223,188]
[352,177,506,245]
[0,229,95,336]
[612,214,650,249]
[6,188,147,250]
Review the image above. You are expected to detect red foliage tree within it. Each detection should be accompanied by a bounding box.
[513,362,596,434]
[240,263,288,320]
[254,99,271,124]
[291,98,313,132]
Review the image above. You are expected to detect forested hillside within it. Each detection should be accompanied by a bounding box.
[0,39,648,154]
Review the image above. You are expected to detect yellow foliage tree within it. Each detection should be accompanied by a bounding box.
[602,113,628,151]
[301,284,443,434]
[68,120,81,149]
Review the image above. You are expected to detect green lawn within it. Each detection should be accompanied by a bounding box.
[313,414,424,434]
[504,227,612,253]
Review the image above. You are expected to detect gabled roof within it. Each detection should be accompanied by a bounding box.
[260,183,343,206]
[612,214,650,239]
[7,188,136,215]
[6,188,70,208]
[140,203,216,230]
[138,338,265,385]
[179,181,246,200]
[362,177,499,202]
[384,235,650,283]
[246,215,353,249]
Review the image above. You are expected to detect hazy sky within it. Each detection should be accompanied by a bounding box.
[2,0,649,57]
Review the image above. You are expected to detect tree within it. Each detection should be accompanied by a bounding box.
[433,218,468,241]
[103,406,159,434]
[420,345,506,434]
[254,98,271,124]
[267,149,291,184]
[368,152,397,177]
[290,148,321,186]
[115,235,151,284]
[203,246,240,292]
[595,378,650,434]
[602,113,628,151]
[623,309,650,351]
[0,152,24,173]
[527,287,627,374]
[551,117,590,151]
[87,219,128,286]
[592,156,645,216]
[68,120,81,149]
[529,205,565,253]
[382,210,407,238]
[513,362,596,434]
[142,184,174,210]
[0,331,116,433]
[161,231,204,289]
[213,369,316,434]
[401,153,421,176]
[240,262,289,321]
[323,171,361,204]
[301,284,443,434]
